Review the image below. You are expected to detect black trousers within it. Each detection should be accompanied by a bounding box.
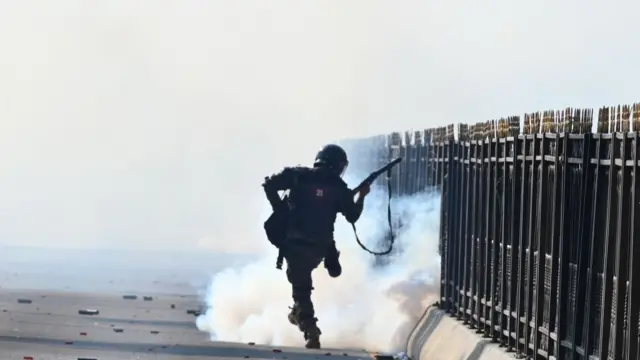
[281,238,332,327]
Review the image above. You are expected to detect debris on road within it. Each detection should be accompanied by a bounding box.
[78,309,99,316]
[123,295,137,300]
[373,354,395,360]
[17,299,32,304]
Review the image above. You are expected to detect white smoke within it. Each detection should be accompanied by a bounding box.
[196,166,442,352]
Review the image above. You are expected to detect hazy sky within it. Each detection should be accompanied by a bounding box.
[0,0,638,252]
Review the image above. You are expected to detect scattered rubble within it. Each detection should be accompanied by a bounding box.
[373,354,395,360]
[78,309,99,316]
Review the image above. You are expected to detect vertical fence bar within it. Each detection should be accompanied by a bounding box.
[507,125,522,352]
[597,127,617,360]
[607,130,630,360]
[445,132,459,312]
[626,130,640,360]
[572,110,594,360]
[461,133,473,322]
[524,116,542,356]
[481,122,494,335]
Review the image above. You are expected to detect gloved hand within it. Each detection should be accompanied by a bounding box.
[359,184,370,197]
[324,246,342,278]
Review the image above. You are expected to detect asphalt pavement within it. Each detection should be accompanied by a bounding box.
[0,288,372,360]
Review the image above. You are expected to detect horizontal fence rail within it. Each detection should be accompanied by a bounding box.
[339,104,640,360]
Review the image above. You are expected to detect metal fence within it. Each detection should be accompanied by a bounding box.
[340,104,640,360]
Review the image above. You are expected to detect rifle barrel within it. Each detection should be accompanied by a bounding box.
[351,157,403,194]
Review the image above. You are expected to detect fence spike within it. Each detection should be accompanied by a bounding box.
[585,108,594,133]
[509,116,520,136]
[414,130,423,145]
[575,108,583,133]
[543,110,554,133]
[563,108,573,134]
[622,104,631,132]
[633,103,640,132]
[458,123,469,141]
[390,132,403,146]
[446,124,455,141]
[402,131,409,146]
[534,111,542,134]
[555,109,562,133]
[597,107,606,133]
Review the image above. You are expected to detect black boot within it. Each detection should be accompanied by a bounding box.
[324,249,342,278]
[287,304,300,327]
[300,317,321,349]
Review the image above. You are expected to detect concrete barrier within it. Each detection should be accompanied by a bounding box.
[405,305,514,360]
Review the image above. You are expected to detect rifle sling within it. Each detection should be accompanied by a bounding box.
[350,169,395,256]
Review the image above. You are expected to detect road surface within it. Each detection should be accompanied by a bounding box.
[0,288,373,360]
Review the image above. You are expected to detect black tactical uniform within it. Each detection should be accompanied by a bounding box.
[262,144,367,349]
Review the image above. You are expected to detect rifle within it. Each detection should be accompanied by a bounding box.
[347,157,403,256]
[351,157,402,196]
[264,157,404,269]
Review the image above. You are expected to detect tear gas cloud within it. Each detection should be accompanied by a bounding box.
[196,158,442,352]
